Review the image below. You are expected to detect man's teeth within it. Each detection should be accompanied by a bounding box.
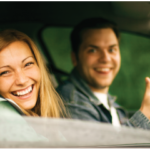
[14,86,32,96]
[96,68,110,72]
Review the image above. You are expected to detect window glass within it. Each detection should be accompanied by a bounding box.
[110,33,150,111]
[42,27,150,111]
[42,27,73,73]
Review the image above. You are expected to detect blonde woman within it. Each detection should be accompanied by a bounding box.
[0,29,67,118]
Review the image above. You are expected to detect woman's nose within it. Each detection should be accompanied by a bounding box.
[15,70,28,85]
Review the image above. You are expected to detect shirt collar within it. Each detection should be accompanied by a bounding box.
[0,95,24,115]
[70,68,119,107]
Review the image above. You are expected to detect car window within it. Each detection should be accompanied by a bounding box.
[1,116,150,148]
[110,32,150,113]
[42,27,73,73]
[41,27,150,113]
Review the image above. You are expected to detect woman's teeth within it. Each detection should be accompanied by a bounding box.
[12,86,33,96]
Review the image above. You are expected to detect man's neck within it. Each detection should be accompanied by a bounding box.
[75,68,109,94]
[89,86,109,94]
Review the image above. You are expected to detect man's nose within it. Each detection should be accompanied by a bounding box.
[15,70,28,85]
[98,50,111,62]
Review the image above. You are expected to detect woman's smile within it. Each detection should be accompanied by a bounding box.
[0,29,66,117]
[0,41,41,110]
[11,84,34,100]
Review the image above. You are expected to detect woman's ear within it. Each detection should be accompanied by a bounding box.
[71,51,77,67]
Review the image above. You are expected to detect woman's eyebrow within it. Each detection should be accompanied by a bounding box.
[0,65,11,69]
[22,56,34,63]
[0,56,34,69]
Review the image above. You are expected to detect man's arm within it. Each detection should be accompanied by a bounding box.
[127,110,150,129]
[126,77,150,129]
[139,77,150,119]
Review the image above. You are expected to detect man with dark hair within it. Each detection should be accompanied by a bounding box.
[57,17,150,129]
[70,18,120,57]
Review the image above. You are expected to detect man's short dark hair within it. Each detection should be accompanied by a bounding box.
[70,17,120,56]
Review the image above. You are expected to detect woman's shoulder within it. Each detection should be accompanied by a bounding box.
[0,96,48,142]
[0,96,25,116]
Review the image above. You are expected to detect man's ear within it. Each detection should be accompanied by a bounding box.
[71,51,77,66]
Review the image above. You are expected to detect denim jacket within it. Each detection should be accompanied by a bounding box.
[57,68,150,129]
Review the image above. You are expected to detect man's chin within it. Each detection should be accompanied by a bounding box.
[94,81,112,88]
[89,83,110,93]
[96,85,109,90]
[85,77,113,92]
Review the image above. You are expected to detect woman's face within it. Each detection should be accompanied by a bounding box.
[0,41,41,110]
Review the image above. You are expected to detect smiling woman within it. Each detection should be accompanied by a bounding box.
[0,29,67,117]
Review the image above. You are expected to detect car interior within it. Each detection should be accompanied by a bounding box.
[1,1,150,147]
[1,1,150,121]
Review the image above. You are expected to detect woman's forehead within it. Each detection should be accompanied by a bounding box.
[0,41,34,66]
[0,41,32,55]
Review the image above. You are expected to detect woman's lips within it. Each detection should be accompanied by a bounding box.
[11,85,34,99]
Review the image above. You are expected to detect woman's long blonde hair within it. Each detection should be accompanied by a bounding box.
[0,29,67,118]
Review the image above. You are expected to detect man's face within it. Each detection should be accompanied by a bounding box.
[72,28,121,93]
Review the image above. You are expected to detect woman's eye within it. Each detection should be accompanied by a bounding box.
[0,71,9,76]
[25,62,34,67]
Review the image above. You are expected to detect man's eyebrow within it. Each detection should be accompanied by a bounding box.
[88,45,99,48]
[109,44,118,48]
[87,44,118,48]
[22,56,34,63]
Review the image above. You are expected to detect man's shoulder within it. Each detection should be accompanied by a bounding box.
[57,79,89,104]
[57,79,76,102]
[57,79,72,90]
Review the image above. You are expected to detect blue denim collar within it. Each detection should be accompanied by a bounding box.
[69,68,121,108]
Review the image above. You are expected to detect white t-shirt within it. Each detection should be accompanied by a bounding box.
[94,92,121,127]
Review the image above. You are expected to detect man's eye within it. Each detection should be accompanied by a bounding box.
[0,71,9,76]
[25,62,34,67]
[109,48,116,52]
[88,49,96,53]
